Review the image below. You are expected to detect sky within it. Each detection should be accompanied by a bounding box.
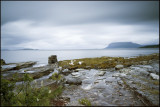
[1,1,159,50]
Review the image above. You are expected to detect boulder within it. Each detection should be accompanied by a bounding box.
[97,71,106,76]
[62,69,71,75]
[48,55,57,64]
[115,65,124,70]
[66,78,82,85]
[150,73,159,80]
[71,72,81,77]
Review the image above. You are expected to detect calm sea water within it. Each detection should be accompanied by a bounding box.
[1,48,159,64]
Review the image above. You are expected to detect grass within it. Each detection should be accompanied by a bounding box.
[58,53,159,70]
[78,98,91,106]
[49,72,63,81]
[148,90,159,95]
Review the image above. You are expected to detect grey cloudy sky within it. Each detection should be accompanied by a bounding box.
[1,1,159,50]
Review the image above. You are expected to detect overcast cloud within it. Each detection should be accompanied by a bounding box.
[1,1,159,50]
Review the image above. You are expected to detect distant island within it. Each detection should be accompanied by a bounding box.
[20,48,39,50]
[105,42,142,48]
[139,44,159,48]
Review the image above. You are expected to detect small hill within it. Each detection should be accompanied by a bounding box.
[139,44,159,48]
[105,42,142,48]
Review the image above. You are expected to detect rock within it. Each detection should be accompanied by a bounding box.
[66,78,82,85]
[140,61,148,65]
[97,71,106,76]
[78,61,83,65]
[68,66,78,70]
[81,84,93,90]
[62,69,71,75]
[56,67,62,73]
[115,65,124,70]
[150,73,159,80]
[94,81,106,89]
[3,65,55,82]
[120,68,131,74]
[69,60,75,65]
[112,73,126,77]
[71,72,81,77]
[1,61,36,72]
[83,79,93,84]
[105,77,116,83]
[48,55,57,64]
[1,59,6,65]
[76,69,85,71]
[16,61,37,69]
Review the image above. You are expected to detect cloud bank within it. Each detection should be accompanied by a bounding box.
[1,1,159,49]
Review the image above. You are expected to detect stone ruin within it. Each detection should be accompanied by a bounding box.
[48,55,58,64]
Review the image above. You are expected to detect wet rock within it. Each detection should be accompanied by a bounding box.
[81,84,93,90]
[120,68,131,74]
[48,55,57,64]
[112,73,126,77]
[115,65,124,70]
[16,61,37,69]
[137,69,149,76]
[94,81,106,89]
[62,69,71,75]
[3,65,55,82]
[1,61,36,72]
[97,71,106,76]
[105,77,116,83]
[150,73,159,80]
[76,68,85,71]
[71,72,81,78]
[66,77,82,85]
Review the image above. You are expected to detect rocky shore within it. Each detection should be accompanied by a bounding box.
[1,53,159,106]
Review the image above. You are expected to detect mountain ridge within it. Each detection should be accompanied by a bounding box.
[105,42,142,48]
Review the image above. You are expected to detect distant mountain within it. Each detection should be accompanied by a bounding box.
[139,44,159,48]
[20,48,39,50]
[1,49,10,51]
[105,42,142,48]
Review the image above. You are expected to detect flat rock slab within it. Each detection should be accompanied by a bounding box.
[121,63,159,106]
[1,61,37,72]
[62,69,144,106]
[96,71,106,76]
[2,64,56,82]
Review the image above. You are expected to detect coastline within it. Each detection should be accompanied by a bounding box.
[1,53,159,106]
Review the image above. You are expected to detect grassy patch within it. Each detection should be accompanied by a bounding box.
[49,72,63,81]
[59,53,159,70]
[148,90,159,95]
[78,98,91,106]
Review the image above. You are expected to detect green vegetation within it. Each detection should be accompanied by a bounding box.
[1,59,6,65]
[49,72,63,81]
[148,90,159,95]
[59,53,159,70]
[78,98,91,106]
[139,44,159,48]
[1,73,63,106]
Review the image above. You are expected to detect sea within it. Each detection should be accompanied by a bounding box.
[1,48,159,64]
